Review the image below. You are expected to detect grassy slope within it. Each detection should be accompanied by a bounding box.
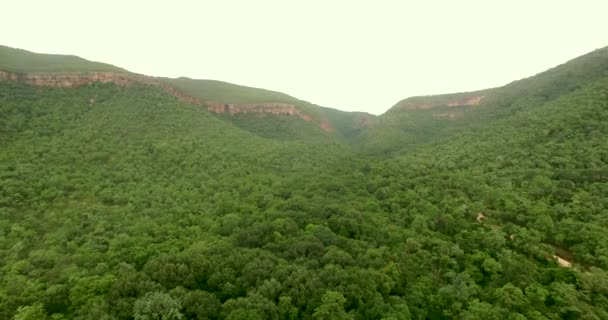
[358,46,608,154]
[319,106,377,139]
[390,89,492,111]
[0,45,127,73]
[0,45,372,142]
[163,77,376,141]
[162,77,300,105]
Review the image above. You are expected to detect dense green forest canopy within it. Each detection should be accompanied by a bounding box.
[1,45,608,320]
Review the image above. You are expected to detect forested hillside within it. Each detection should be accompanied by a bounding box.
[163,77,375,142]
[0,46,607,320]
[359,47,608,155]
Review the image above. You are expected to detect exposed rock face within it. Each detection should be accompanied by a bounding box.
[0,70,201,106]
[446,95,484,107]
[205,101,313,122]
[1,69,327,130]
[397,95,485,110]
[320,119,334,132]
[0,71,18,81]
[355,115,374,128]
[555,255,572,268]
[433,112,459,120]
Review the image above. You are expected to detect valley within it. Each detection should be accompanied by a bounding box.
[1,45,608,320]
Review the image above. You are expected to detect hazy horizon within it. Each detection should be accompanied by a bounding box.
[2,0,607,114]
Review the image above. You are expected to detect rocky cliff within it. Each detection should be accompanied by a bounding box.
[0,70,321,125]
[0,70,202,106]
[394,93,485,111]
[205,101,313,122]
[0,71,18,81]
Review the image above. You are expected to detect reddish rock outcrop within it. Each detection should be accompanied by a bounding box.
[320,119,334,132]
[0,71,18,81]
[205,101,313,122]
[446,95,484,107]
[0,70,201,106]
[433,112,459,120]
[1,69,326,130]
[355,115,374,128]
[398,102,432,110]
[397,95,485,110]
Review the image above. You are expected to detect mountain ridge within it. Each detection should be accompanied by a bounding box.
[0,45,370,137]
[3,44,608,148]
[3,44,608,119]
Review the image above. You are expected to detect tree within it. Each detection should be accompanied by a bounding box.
[313,291,353,320]
[181,290,220,319]
[133,292,182,320]
[221,292,278,320]
[13,303,48,320]
[460,299,503,320]
[494,283,528,311]
[278,296,299,320]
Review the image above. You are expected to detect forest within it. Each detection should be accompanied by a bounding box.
[0,46,608,320]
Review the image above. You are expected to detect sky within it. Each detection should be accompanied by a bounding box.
[2,1,607,114]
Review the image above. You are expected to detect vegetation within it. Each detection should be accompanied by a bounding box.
[359,46,608,155]
[163,77,373,142]
[0,46,607,319]
[162,78,302,105]
[0,45,126,73]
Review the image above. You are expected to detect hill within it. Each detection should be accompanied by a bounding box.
[163,77,375,141]
[358,46,608,154]
[1,45,608,319]
[0,45,127,73]
[0,45,374,142]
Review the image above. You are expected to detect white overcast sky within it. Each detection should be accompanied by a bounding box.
[2,0,607,114]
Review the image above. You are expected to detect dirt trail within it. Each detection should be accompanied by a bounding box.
[475,213,573,268]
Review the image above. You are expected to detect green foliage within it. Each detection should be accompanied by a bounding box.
[133,292,182,320]
[163,77,374,142]
[313,291,353,320]
[360,46,608,155]
[13,303,47,320]
[163,77,301,105]
[1,45,608,320]
[0,45,126,73]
